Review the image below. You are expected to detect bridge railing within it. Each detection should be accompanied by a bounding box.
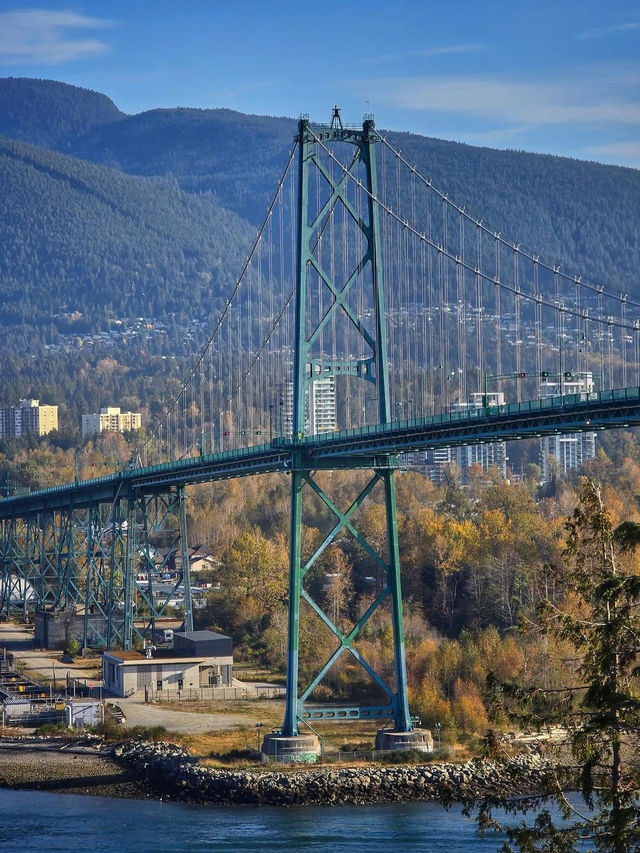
[307,386,640,446]
[2,386,640,505]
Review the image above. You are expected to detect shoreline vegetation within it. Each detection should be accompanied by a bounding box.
[0,735,557,807]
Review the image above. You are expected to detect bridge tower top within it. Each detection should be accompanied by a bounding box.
[292,108,389,440]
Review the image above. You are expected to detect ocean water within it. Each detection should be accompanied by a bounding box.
[0,789,518,852]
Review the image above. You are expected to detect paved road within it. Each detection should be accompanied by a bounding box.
[0,621,102,685]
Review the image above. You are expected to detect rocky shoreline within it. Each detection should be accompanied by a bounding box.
[0,736,159,800]
[117,740,556,807]
[0,736,557,806]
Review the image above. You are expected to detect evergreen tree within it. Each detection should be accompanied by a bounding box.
[481,479,640,852]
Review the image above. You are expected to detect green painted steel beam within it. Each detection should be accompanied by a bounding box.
[281,113,414,735]
[298,705,395,721]
[3,390,640,524]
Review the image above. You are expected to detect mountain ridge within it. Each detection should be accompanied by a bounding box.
[0,78,638,345]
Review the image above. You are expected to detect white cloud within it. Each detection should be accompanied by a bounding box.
[0,9,113,64]
[584,141,640,166]
[367,74,640,128]
[577,21,640,40]
[366,44,486,64]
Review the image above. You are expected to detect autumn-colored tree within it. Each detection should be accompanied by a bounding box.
[482,480,640,852]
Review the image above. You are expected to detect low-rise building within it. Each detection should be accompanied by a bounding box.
[65,699,103,728]
[82,406,141,439]
[102,630,233,698]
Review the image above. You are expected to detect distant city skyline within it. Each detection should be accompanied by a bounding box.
[0,1,638,168]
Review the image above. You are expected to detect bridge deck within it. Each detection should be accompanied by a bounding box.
[1,387,640,518]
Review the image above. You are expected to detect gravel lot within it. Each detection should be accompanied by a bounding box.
[115,698,246,733]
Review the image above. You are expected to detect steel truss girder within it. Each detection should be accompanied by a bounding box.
[123,486,193,650]
[308,394,640,459]
[3,392,640,516]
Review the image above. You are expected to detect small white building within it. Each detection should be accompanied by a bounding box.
[102,631,233,698]
[65,699,103,728]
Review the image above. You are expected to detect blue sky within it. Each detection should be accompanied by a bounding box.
[0,1,638,167]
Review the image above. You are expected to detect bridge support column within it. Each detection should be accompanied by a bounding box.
[123,500,137,650]
[178,486,194,634]
[282,465,303,737]
[382,467,412,733]
[276,111,415,749]
[122,488,195,650]
[261,731,320,763]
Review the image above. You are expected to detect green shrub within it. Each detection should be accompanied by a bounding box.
[128,725,167,741]
[67,636,81,656]
[208,747,261,763]
[34,721,69,736]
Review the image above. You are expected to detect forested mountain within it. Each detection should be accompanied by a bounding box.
[384,132,640,290]
[0,133,252,344]
[0,76,639,424]
[0,77,123,149]
[1,77,639,290]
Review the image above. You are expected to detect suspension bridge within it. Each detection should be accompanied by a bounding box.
[1,108,639,755]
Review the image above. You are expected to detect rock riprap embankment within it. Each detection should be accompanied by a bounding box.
[118,740,553,806]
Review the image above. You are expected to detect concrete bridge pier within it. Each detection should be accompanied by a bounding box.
[261,732,320,763]
[375,728,434,752]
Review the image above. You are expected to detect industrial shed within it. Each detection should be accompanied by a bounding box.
[102,630,233,698]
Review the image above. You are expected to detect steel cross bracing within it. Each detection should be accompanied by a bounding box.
[283,115,411,736]
[0,484,196,652]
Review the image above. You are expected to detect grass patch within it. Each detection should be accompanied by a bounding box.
[233,664,286,685]
[126,725,168,742]
[33,721,73,736]
[158,698,283,716]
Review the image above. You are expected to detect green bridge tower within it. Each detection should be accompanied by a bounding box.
[262,110,431,760]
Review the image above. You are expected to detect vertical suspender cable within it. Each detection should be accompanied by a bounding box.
[514,247,521,402]
[494,234,502,394]
[476,222,483,398]
[621,294,627,389]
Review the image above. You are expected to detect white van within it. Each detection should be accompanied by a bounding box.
[162,629,174,643]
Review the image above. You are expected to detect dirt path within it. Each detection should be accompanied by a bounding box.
[114,697,247,732]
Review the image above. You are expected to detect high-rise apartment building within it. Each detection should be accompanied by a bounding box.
[278,377,337,437]
[307,376,337,436]
[424,392,508,482]
[82,407,142,439]
[0,399,58,438]
[539,373,596,482]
